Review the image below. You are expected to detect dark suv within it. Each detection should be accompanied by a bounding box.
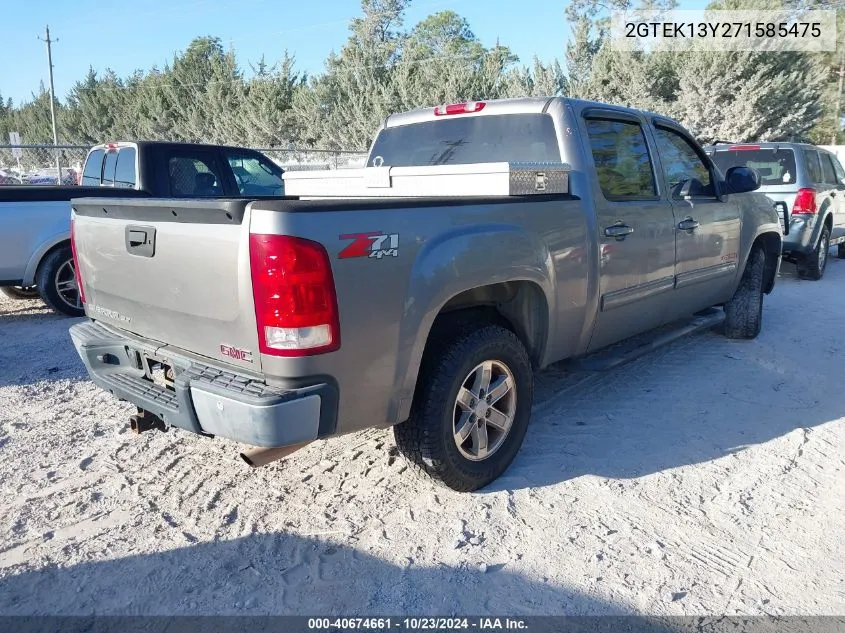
[707,142,845,280]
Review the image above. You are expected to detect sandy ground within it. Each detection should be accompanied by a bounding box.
[1,256,844,618]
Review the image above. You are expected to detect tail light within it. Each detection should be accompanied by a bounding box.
[249,234,340,357]
[70,217,86,304]
[792,188,817,215]
[434,101,486,116]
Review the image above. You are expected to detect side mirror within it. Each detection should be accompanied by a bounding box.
[725,166,760,194]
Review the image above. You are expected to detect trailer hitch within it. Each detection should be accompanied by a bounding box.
[129,409,167,435]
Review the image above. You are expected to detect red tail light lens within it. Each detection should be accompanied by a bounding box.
[434,101,486,116]
[249,234,340,357]
[70,217,86,304]
[727,145,761,151]
[792,188,817,215]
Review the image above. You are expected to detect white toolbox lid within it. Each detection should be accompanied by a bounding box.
[282,162,571,199]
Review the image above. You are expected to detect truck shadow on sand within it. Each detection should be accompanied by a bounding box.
[0,532,680,631]
[487,284,844,492]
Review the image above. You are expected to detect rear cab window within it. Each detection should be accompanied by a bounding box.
[710,147,797,186]
[81,149,105,185]
[583,118,656,200]
[167,154,225,197]
[367,113,561,167]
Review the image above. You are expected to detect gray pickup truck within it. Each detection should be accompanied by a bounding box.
[68,97,782,491]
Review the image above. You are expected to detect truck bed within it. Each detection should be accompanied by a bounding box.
[0,186,151,203]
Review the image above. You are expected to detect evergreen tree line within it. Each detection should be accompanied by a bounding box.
[0,0,842,154]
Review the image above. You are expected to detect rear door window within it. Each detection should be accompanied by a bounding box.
[367,113,561,167]
[803,149,822,184]
[831,154,845,183]
[225,151,284,195]
[114,147,137,189]
[81,149,105,185]
[584,118,657,200]
[167,154,225,197]
[710,147,796,185]
[102,150,118,186]
[821,152,838,185]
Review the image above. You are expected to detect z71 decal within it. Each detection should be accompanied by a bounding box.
[339,232,399,259]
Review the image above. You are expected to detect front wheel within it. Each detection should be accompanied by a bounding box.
[724,245,765,340]
[36,246,85,317]
[394,324,534,492]
[837,243,845,259]
[1,286,40,301]
[798,226,830,281]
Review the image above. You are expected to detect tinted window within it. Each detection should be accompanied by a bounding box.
[82,149,105,186]
[168,155,224,197]
[831,154,845,182]
[710,148,796,185]
[102,150,118,186]
[114,147,137,189]
[654,126,714,198]
[821,153,837,184]
[367,114,561,167]
[584,118,656,200]
[225,151,284,195]
[803,149,822,183]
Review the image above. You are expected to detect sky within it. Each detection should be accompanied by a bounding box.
[1,0,708,106]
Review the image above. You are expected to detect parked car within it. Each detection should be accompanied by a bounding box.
[706,142,845,280]
[0,141,285,316]
[68,97,782,491]
[0,170,23,185]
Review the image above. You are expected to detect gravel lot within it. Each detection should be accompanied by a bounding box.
[1,257,844,617]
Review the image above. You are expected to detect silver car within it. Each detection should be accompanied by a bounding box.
[707,142,845,280]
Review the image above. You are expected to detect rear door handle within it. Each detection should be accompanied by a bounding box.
[604,224,634,239]
[677,218,700,231]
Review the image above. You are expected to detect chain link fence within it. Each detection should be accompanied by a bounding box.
[0,144,368,185]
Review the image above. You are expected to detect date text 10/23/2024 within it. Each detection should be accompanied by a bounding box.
[307,617,528,630]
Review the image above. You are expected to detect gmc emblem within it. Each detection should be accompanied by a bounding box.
[220,344,253,363]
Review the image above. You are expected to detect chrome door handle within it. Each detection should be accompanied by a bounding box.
[604,224,634,239]
[677,218,700,231]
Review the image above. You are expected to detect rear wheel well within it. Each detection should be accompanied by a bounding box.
[753,232,781,294]
[35,239,71,278]
[420,281,548,375]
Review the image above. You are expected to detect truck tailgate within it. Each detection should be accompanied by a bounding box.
[71,198,260,371]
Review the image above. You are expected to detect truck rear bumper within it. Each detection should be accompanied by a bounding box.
[69,320,335,448]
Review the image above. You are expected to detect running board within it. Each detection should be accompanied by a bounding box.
[567,308,725,372]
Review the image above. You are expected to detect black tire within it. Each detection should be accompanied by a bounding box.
[838,243,845,259]
[394,323,534,492]
[723,245,765,340]
[35,245,84,317]
[798,226,830,281]
[1,286,40,300]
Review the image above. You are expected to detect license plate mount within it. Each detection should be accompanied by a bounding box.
[140,353,174,390]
